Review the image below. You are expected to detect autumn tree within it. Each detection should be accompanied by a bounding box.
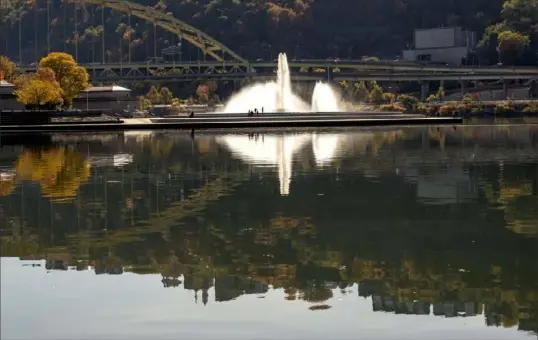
[38,52,90,106]
[13,67,63,109]
[0,56,16,81]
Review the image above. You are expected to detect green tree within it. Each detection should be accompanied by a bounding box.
[368,82,384,104]
[146,86,161,104]
[353,81,369,102]
[436,87,445,101]
[497,30,531,65]
[196,85,209,104]
[159,87,174,105]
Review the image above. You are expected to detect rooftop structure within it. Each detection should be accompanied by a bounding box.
[78,85,132,100]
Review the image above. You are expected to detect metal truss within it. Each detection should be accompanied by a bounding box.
[80,0,249,66]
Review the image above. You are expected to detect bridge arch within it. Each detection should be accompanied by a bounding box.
[81,0,248,65]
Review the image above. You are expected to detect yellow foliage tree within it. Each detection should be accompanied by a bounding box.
[13,67,63,108]
[13,78,63,108]
[0,56,16,81]
[15,147,90,203]
[39,52,90,106]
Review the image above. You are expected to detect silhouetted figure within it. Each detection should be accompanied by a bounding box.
[190,129,195,139]
[261,107,264,114]
[248,110,254,117]
[254,108,259,116]
[189,111,194,118]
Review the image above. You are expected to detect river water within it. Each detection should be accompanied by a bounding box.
[1,124,537,339]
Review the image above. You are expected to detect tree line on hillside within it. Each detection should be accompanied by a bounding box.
[0,0,536,65]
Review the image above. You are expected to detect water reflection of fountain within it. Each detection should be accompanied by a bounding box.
[312,134,342,166]
[216,134,310,195]
[216,132,380,195]
[223,53,340,113]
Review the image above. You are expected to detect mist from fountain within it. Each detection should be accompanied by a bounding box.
[223,53,340,113]
[311,82,341,112]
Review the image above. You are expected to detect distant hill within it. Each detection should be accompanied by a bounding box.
[0,0,536,65]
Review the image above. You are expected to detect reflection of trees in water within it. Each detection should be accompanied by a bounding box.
[0,178,15,197]
[0,127,537,333]
[14,147,90,203]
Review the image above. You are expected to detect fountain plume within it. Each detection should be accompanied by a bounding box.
[223,53,340,113]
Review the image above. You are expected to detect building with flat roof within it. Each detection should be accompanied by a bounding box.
[0,80,23,110]
[72,85,137,113]
[402,27,477,66]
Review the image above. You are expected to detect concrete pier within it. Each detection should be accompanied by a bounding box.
[0,112,462,133]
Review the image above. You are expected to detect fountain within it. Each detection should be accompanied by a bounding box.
[223,53,340,113]
[311,82,340,112]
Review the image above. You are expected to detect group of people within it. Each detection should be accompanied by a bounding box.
[247,107,264,116]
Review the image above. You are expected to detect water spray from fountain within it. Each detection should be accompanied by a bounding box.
[312,82,341,112]
[223,53,340,113]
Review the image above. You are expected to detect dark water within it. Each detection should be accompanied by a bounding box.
[1,125,537,340]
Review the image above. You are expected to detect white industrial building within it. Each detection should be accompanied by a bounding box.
[402,27,477,66]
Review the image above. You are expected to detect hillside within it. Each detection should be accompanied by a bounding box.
[0,0,536,65]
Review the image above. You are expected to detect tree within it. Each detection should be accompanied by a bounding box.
[38,52,90,107]
[13,67,63,109]
[436,86,445,101]
[353,81,369,102]
[82,26,104,64]
[397,94,419,110]
[138,96,152,110]
[0,56,16,81]
[146,86,161,104]
[160,87,174,104]
[14,78,62,109]
[497,30,531,64]
[196,85,209,103]
[368,82,384,104]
